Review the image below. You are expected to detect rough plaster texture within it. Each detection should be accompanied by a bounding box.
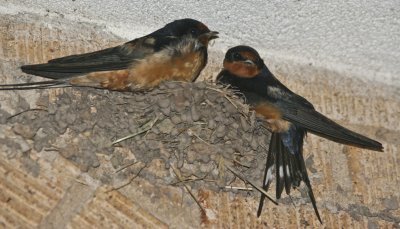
[0,0,399,86]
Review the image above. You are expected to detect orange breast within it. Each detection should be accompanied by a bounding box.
[69,70,130,91]
[253,103,291,132]
[127,49,206,89]
[223,60,260,78]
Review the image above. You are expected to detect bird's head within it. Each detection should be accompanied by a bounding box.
[220,45,264,79]
[165,18,219,46]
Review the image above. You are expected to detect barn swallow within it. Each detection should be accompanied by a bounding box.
[0,18,218,91]
[216,45,383,223]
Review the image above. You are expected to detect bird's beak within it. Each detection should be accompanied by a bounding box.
[198,31,219,46]
[207,31,219,40]
[199,31,219,41]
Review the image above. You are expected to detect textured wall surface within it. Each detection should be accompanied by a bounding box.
[1,0,399,86]
[0,2,399,229]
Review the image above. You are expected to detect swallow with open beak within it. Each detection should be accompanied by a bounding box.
[0,18,218,91]
[217,45,383,223]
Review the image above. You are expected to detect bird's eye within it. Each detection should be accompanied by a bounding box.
[190,29,198,35]
[233,52,241,60]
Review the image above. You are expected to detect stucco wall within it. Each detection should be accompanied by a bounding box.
[1,0,399,86]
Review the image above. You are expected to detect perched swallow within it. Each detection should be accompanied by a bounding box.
[217,45,383,223]
[0,18,218,91]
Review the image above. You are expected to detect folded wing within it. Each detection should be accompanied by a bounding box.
[20,37,158,79]
[276,100,383,151]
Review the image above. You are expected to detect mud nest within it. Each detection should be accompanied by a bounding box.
[0,81,272,193]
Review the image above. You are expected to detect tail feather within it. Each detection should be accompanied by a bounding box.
[0,80,68,90]
[275,140,285,199]
[282,142,292,195]
[20,66,83,80]
[257,131,323,224]
[257,133,277,217]
[298,151,322,223]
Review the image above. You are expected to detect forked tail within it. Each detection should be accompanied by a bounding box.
[257,129,322,224]
[0,80,68,90]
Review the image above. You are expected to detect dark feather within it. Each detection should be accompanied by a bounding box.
[276,101,383,151]
[0,80,67,90]
[257,133,278,217]
[19,18,205,80]
[257,130,322,224]
[20,38,155,79]
[275,139,285,199]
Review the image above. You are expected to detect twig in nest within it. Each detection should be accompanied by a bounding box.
[234,151,257,157]
[233,159,251,168]
[224,186,253,191]
[187,128,211,146]
[206,86,238,109]
[44,146,61,152]
[225,164,278,205]
[106,164,147,192]
[170,164,206,215]
[111,117,159,145]
[218,157,225,184]
[170,177,204,186]
[288,194,296,208]
[74,179,89,186]
[170,171,212,186]
[114,161,138,174]
[7,108,48,120]
[204,99,215,107]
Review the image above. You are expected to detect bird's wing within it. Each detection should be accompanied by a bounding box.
[276,99,383,151]
[20,35,172,79]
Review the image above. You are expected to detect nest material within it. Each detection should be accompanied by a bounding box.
[1,81,271,193]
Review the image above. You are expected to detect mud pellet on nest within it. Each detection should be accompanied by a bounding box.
[177,151,185,168]
[164,160,171,169]
[199,162,213,173]
[12,123,36,139]
[126,106,135,113]
[110,154,124,169]
[215,125,226,138]
[55,120,68,134]
[207,119,217,129]
[160,107,171,116]
[205,92,219,102]
[240,116,250,131]
[183,111,194,124]
[15,138,31,154]
[134,94,146,102]
[170,128,179,136]
[227,129,239,139]
[190,105,200,122]
[250,138,259,150]
[157,98,170,108]
[214,114,224,122]
[222,148,234,158]
[199,154,211,163]
[193,90,205,102]
[183,88,193,100]
[158,119,173,134]
[173,98,186,112]
[65,112,77,125]
[186,150,196,163]
[171,115,181,125]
